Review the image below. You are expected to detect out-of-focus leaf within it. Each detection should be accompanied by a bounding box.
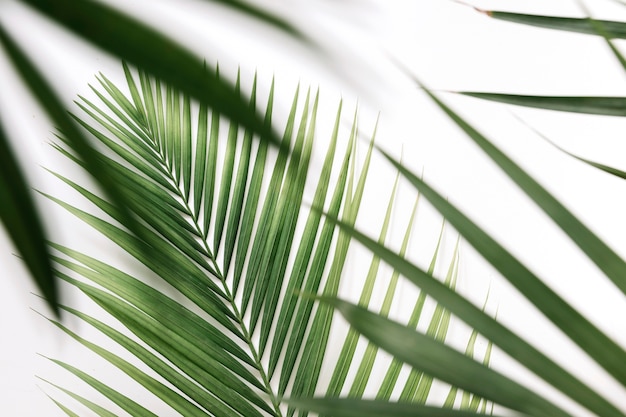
[0,22,137,316]
[516,116,626,181]
[0,118,57,315]
[561,154,626,179]
[21,0,279,146]
[320,298,571,417]
[289,397,507,417]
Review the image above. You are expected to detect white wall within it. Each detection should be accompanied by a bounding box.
[2,0,626,415]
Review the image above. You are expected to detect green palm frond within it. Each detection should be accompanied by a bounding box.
[43,66,490,416]
[468,6,626,39]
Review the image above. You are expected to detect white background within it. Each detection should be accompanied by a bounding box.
[2,0,626,415]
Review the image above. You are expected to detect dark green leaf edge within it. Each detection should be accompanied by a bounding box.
[409,82,626,385]
[322,298,571,417]
[317,207,624,417]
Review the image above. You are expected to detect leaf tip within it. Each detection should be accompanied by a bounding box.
[451,0,490,15]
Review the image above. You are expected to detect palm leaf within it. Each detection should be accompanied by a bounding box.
[308,8,626,416]
[376,220,446,401]
[45,67,305,416]
[43,66,492,416]
[319,297,571,417]
[321,62,626,414]
[413,85,626,324]
[289,398,502,417]
[0,117,56,315]
[458,7,626,185]
[472,7,626,39]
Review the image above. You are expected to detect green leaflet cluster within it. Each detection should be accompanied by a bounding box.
[44,65,491,417]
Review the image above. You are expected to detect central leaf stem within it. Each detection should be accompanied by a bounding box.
[169,171,283,417]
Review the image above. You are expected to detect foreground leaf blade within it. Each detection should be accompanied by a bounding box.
[41,378,135,417]
[46,358,160,417]
[322,211,624,417]
[223,76,257,275]
[23,0,277,145]
[290,398,508,417]
[254,90,315,340]
[199,0,305,38]
[324,298,571,417]
[214,72,241,254]
[55,300,266,417]
[241,85,300,314]
[0,118,57,315]
[46,347,207,417]
[274,112,354,390]
[411,85,626,384]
